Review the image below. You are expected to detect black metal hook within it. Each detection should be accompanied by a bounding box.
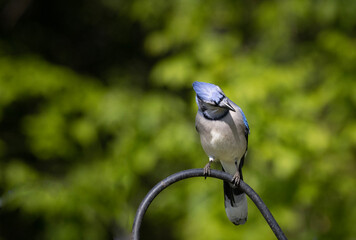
[131,169,287,240]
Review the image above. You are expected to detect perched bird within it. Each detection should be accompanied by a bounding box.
[193,81,250,225]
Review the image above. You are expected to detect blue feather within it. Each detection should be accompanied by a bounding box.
[239,108,250,134]
[192,81,225,104]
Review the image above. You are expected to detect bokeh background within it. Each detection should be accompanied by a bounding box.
[0,0,355,239]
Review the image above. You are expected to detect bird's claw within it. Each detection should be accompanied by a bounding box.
[203,162,211,179]
[231,172,240,186]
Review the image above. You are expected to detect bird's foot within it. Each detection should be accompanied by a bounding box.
[231,172,241,186]
[203,162,211,179]
[203,157,214,179]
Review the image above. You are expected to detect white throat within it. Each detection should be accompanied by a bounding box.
[196,98,229,120]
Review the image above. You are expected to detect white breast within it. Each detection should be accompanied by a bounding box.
[210,129,222,145]
[196,108,247,165]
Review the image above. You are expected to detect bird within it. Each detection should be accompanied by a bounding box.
[193,81,250,225]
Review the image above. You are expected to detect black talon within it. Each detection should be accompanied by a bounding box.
[203,162,211,179]
[231,172,241,186]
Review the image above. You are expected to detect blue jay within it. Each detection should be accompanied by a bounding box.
[193,81,250,225]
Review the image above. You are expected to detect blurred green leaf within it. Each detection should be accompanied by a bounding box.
[0,0,355,239]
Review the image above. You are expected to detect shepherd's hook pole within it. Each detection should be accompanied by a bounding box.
[131,169,287,240]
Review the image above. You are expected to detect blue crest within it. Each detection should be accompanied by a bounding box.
[192,81,225,104]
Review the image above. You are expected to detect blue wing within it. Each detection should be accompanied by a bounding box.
[239,108,250,136]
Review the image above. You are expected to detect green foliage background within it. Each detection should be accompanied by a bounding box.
[0,0,355,239]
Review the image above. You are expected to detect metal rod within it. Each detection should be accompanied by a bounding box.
[131,169,287,240]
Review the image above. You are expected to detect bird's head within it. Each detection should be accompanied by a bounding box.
[193,81,235,119]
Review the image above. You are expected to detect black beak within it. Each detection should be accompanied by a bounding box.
[220,98,235,112]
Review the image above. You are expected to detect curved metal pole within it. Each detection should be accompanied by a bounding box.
[131,169,287,240]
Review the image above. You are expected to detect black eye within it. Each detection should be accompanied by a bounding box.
[215,95,224,105]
